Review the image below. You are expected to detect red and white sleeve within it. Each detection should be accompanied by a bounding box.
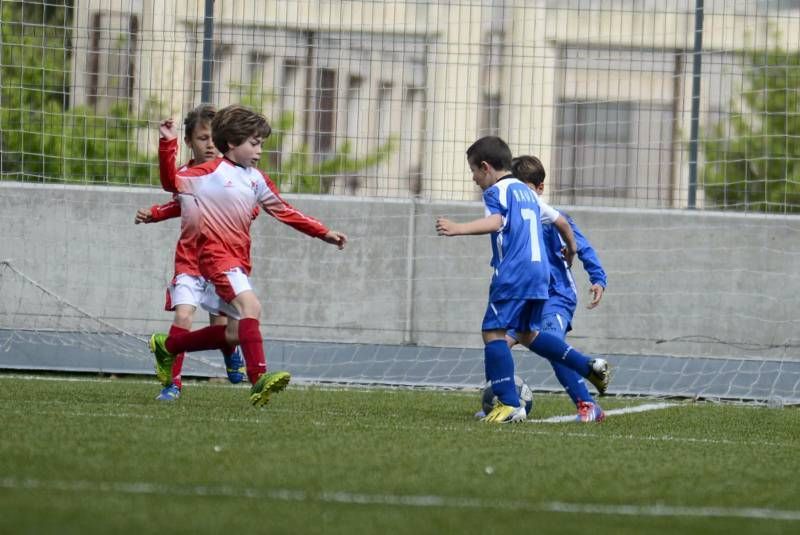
[259,173,329,238]
[158,137,179,193]
[149,198,181,222]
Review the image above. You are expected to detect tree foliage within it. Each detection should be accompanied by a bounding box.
[0,2,155,185]
[1,3,395,191]
[702,40,800,213]
[233,81,396,195]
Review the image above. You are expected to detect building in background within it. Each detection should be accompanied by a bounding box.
[69,0,800,205]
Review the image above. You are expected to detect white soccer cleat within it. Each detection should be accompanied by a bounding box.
[587,358,610,395]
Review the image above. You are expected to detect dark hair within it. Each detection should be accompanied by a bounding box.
[211,105,271,154]
[183,104,216,139]
[466,136,512,172]
[511,155,546,186]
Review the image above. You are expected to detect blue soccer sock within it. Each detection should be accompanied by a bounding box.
[528,331,592,377]
[484,339,520,407]
[550,361,594,406]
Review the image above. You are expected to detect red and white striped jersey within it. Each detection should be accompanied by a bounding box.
[165,152,329,277]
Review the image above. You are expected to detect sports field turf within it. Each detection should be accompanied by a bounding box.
[0,374,798,534]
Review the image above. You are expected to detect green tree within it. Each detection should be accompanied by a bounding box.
[702,40,800,213]
[0,1,155,184]
[232,81,396,194]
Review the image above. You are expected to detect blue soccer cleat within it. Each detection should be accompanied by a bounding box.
[155,384,181,401]
[224,348,246,384]
[576,401,605,422]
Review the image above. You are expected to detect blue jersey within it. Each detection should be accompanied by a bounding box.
[483,176,561,301]
[542,213,607,315]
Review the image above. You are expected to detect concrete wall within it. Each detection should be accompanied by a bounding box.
[1,182,798,361]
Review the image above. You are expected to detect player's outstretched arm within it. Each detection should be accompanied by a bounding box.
[320,230,347,250]
[436,214,502,236]
[134,199,182,225]
[134,197,182,225]
[134,207,153,224]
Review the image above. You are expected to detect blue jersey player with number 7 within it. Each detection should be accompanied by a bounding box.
[436,136,610,423]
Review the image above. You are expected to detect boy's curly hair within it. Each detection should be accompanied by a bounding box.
[211,105,271,154]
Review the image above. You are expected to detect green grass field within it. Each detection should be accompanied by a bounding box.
[0,374,798,535]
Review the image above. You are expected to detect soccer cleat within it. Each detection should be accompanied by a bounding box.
[155,384,181,401]
[576,401,605,422]
[587,358,610,395]
[249,371,291,407]
[481,401,527,423]
[149,333,176,387]
[224,348,246,384]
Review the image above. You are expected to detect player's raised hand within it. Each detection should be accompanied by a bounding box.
[134,207,153,224]
[436,217,457,236]
[321,230,347,249]
[587,284,604,309]
[159,118,177,140]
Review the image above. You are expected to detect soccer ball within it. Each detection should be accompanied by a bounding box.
[478,375,534,417]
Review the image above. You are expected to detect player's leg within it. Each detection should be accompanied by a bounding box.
[540,311,591,404]
[512,298,610,395]
[209,312,245,384]
[152,275,202,399]
[152,274,234,359]
[160,303,194,396]
[213,269,289,407]
[539,311,604,421]
[480,300,526,423]
[515,328,609,395]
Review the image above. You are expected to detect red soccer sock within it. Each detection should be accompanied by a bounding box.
[166,324,228,355]
[238,318,266,384]
[168,325,188,389]
[171,353,185,389]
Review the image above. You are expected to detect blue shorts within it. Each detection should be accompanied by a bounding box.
[481,298,545,332]
[539,310,572,339]
[508,308,573,342]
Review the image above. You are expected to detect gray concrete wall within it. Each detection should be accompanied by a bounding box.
[1,182,798,361]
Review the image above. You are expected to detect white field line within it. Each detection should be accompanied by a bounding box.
[1,476,798,522]
[528,402,677,423]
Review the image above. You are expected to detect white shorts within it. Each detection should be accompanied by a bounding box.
[199,267,253,320]
[165,273,206,311]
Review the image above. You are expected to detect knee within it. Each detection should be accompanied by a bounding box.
[241,300,261,320]
[173,310,194,329]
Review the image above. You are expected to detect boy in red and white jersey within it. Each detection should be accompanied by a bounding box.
[149,105,347,406]
[135,105,246,401]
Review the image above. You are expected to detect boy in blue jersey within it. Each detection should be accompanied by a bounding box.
[508,155,608,422]
[436,137,610,423]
